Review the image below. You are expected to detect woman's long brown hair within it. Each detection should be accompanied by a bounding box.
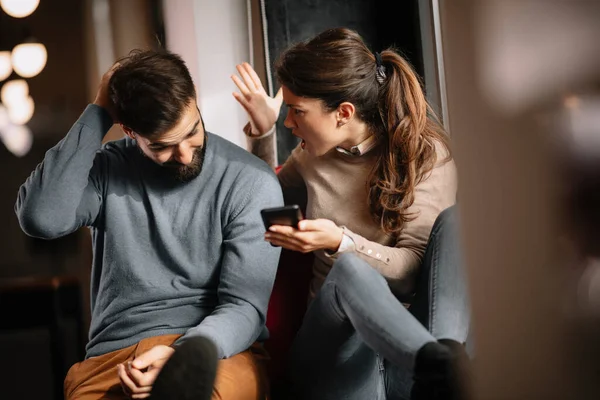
[275,28,451,236]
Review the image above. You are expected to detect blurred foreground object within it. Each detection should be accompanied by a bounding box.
[441,0,600,398]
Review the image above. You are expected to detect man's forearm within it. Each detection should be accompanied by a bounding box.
[174,302,263,359]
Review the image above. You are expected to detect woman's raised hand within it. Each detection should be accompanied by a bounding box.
[231,62,283,136]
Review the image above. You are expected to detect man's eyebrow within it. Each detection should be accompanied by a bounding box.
[149,119,201,147]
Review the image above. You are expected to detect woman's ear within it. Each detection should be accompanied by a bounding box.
[121,124,135,140]
[336,102,356,125]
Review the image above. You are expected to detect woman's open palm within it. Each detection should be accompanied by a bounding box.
[231,62,283,136]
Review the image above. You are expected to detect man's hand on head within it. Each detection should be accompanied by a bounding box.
[118,344,175,399]
[93,63,120,123]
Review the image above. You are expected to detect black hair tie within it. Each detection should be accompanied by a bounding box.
[375,52,383,68]
[374,52,386,84]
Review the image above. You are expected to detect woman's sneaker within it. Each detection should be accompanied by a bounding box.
[411,339,469,400]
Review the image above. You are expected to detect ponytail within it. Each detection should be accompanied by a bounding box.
[367,49,451,235]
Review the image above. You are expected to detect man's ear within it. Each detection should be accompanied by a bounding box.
[121,124,135,140]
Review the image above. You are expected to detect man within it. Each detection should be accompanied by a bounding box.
[15,50,283,399]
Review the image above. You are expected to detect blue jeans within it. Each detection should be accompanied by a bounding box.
[288,207,470,400]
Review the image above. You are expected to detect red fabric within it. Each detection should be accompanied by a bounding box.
[264,165,313,386]
[264,249,313,385]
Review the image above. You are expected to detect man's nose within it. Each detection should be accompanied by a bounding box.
[174,142,194,165]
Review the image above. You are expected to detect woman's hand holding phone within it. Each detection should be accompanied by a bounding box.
[265,218,344,253]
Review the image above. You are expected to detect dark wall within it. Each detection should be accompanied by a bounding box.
[264,0,424,163]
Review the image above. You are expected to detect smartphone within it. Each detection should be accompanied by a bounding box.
[260,205,304,230]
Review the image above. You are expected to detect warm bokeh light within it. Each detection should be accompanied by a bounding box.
[0,104,9,129]
[0,51,12,81]
[0,79,29,106]
[0,0,40,18]
[6,95,34,125]
[0,123,33,156]
[11,42,47,78]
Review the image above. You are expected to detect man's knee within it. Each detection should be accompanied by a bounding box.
[212,347,269,400]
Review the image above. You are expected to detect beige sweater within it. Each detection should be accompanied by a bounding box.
[247,128,457,300]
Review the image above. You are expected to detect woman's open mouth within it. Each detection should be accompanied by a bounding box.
[292,131,306,150]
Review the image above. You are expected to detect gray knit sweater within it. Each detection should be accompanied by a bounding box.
[15,105,283,358]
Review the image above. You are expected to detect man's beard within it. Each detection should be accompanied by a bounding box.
[162,145,206,182]
[138,142,206,183]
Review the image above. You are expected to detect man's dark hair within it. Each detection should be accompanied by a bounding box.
[108,49,196,138]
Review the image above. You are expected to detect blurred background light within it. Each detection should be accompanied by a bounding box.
[6,95,34,125]
[0,123,33,156]
[11,42,47,78]
[0,104,9,129]
[0,51,12,81]
[0,79,29,106]
[0,0,40,18]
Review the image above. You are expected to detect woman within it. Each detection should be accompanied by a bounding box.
[232,28,469,400]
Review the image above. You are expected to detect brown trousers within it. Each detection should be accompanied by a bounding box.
[64,334,270,400]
